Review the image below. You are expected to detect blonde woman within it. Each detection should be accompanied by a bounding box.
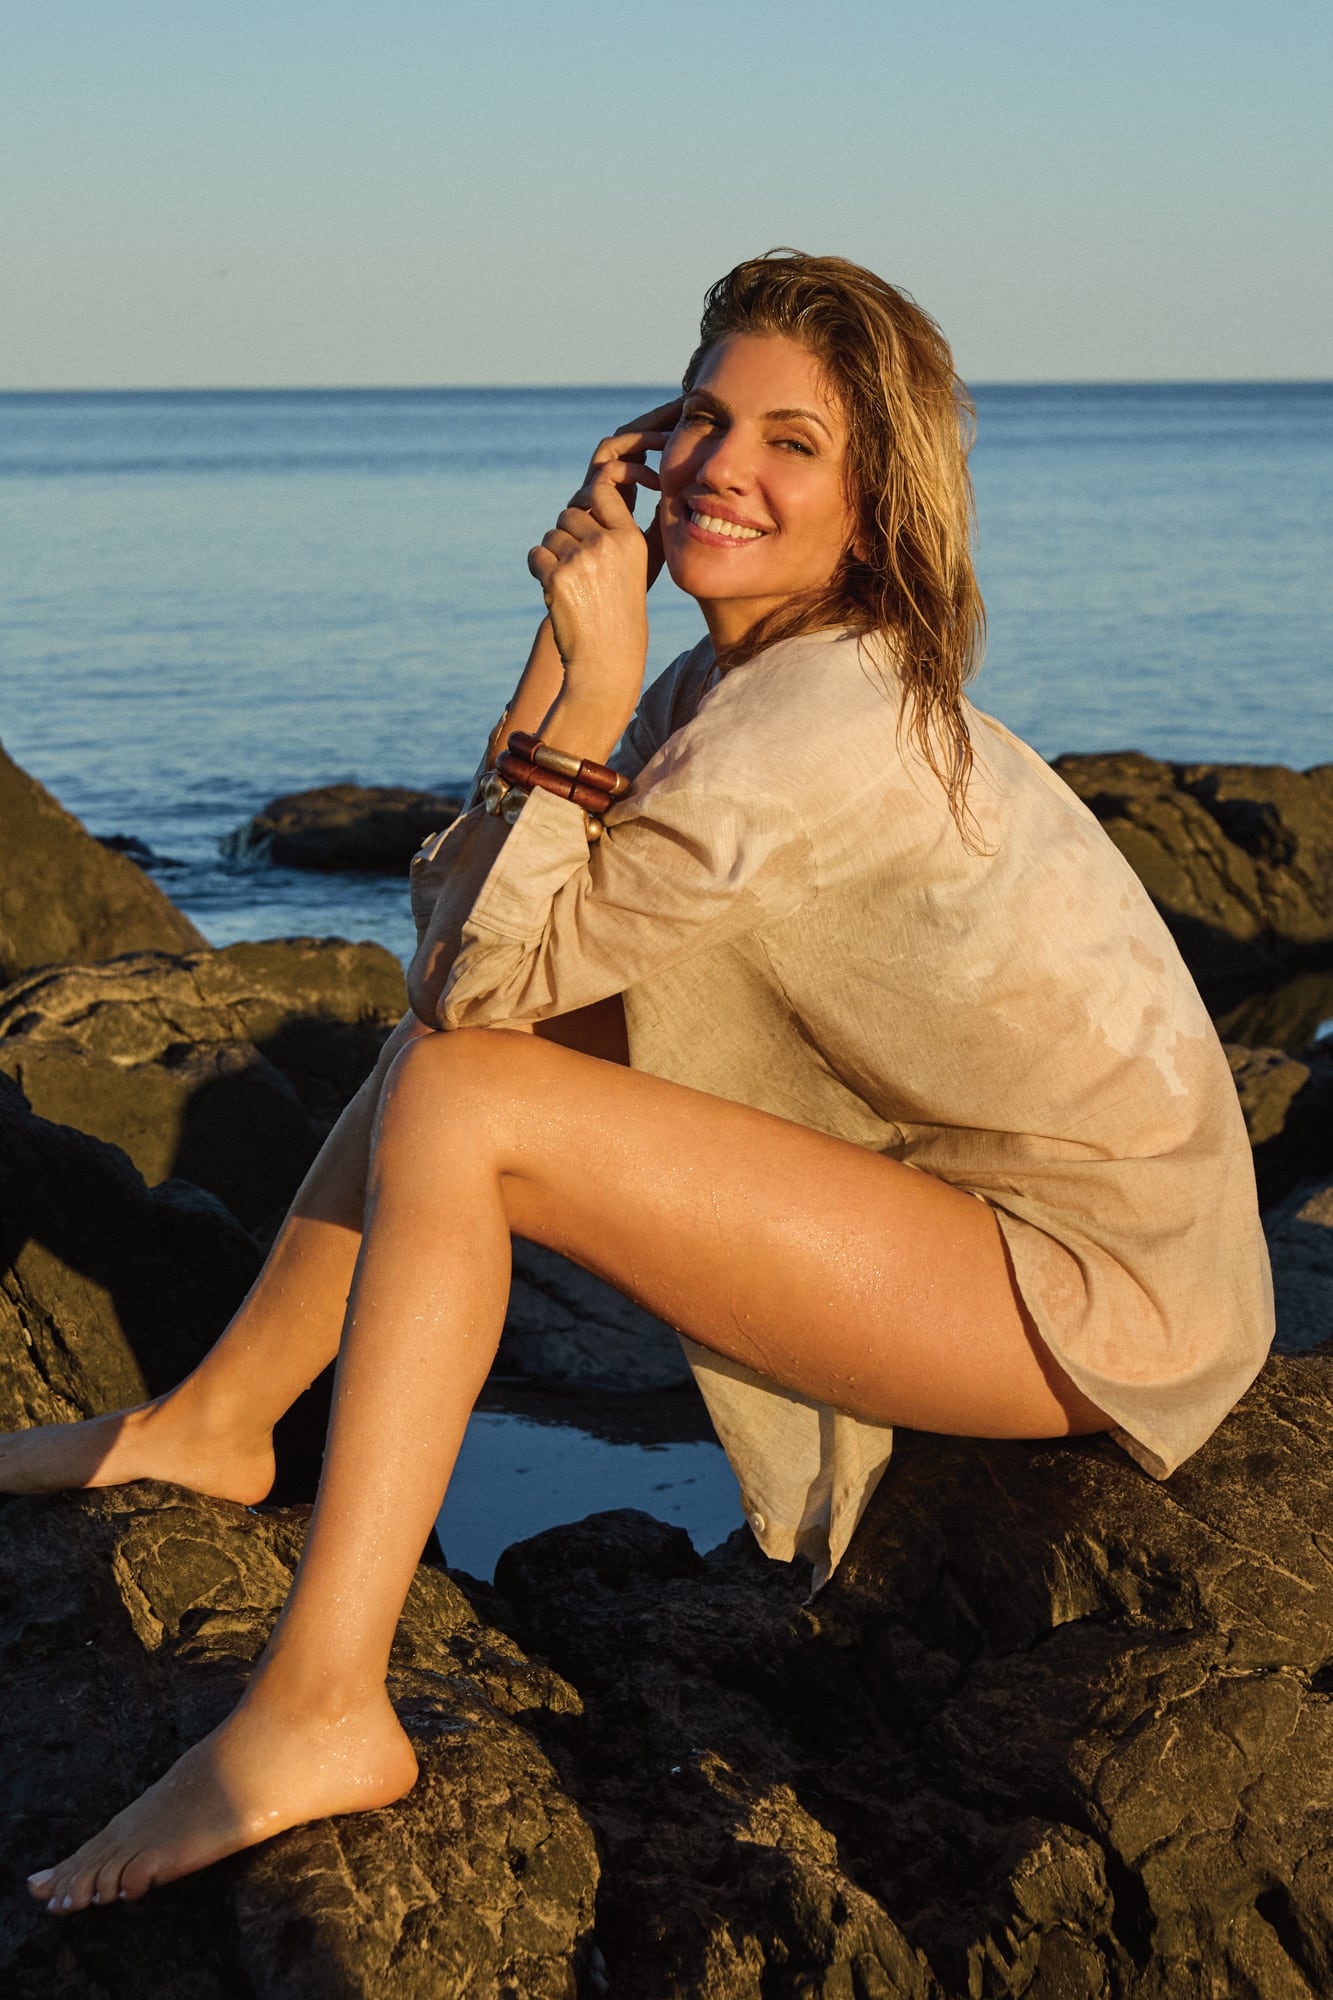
[12,253,1271,1910]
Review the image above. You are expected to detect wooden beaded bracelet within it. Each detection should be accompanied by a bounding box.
[507,731,630,802]
[481,765,603,842]
[496,750,615,818]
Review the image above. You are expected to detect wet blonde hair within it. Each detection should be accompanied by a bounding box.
[684,251,985,835]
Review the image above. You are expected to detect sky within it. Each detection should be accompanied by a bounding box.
[4,0,1330,388]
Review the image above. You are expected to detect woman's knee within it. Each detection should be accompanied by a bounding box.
[373,1025,541,1162]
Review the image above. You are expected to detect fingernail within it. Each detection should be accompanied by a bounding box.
[28,1871,52,1887]
[45,1896,58,1913]
[92,1891,101,1905]
[118,1889,127,1900]
[61,1894,73,1910]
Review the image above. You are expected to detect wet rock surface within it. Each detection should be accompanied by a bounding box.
[0,741,206,983]
[226,784,464,874]
[1054,751,1333,1004]
[0,1485,598,2000]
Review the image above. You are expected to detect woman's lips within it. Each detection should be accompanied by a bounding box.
[682,505,769,547]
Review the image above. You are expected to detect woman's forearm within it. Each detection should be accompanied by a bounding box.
[504,616,565,740]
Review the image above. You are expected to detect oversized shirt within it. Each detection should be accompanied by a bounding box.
[440,627,1274,1585]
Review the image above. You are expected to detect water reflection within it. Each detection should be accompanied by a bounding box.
[436,1383,743,1582]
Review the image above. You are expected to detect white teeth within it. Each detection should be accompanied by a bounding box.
[690,510,764,541]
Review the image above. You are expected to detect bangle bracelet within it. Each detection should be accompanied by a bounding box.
[481,769,529,825]
[497,750,615,818]
[508,731,630,801]
[482,765,603,843]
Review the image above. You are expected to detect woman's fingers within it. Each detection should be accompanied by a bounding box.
[580,401,681,488]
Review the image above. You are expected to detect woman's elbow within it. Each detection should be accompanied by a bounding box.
[405,949,448,1028]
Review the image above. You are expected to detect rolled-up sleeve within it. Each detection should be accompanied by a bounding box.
[439,762,814,1030]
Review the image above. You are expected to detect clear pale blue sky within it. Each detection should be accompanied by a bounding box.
[5,0,1330,387]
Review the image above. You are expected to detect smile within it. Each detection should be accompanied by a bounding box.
[687,508,767,542]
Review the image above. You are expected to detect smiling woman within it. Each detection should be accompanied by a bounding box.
[7,251,1272,1914]
[658,336,861,642]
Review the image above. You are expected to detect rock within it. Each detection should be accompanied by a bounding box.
[1226,1042,1333,1206]
[0,1074,335,1501]
[0,940,407,1230]
[1053,752,1333,1004]
[504,1240,692,1392]
[96,833,186,870]
[0,1071,260,1432]
[497,1355,1333,1999]
[225,784,464,874]
[0,741,205,982]
[1266,1175,1333,1357]
[1214,969,1333,1052]
[0,1483,598,1999]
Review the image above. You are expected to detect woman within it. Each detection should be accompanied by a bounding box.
[13,252,1271,1912]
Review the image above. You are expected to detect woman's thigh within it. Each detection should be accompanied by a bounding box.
[389,1027,1109,1442]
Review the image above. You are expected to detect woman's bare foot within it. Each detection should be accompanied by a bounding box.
[27,1681,418,1912]
[0,1395,275,1507]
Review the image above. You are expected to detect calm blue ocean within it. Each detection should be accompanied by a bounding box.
[3,385,1330,1573]
[2,384,1330,963]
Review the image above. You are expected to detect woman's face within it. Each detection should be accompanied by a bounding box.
[658,333,859,649]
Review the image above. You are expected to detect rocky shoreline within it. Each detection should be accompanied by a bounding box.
[2,737,1333,1998]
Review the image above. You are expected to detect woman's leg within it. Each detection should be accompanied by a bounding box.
[30,1026,1106,1912]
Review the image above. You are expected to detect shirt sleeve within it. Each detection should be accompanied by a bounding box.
[439,746,815,1030]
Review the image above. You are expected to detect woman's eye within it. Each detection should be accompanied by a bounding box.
[681,408,716,429]
[776,435,815,455]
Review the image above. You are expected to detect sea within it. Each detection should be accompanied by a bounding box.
[2,382,1331,1575]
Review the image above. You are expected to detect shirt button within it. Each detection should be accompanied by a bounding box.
[748,1510,767,1536]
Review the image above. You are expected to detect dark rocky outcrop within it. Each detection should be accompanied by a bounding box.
[225,784,463,874]
[0,1074,346,1501]
[0,1071,259,1424]
[1213,968,1333,1053]
[1054,752,1333,1005]
[495,1354,1333,1999]
[0,1485,598,2000]
[1265,1174,1333,1358]
[0,941,407,1232]
[504,1241,691,1393]
[0,741,205,982]
[1226,1041,1333,1205]
[9,1354,1333,1996]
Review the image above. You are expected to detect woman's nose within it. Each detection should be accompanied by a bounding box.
[697,428,752,492]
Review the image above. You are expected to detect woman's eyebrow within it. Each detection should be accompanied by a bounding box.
[767,406,833,438]
[684,390,834,439]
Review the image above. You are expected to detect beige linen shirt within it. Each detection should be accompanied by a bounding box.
[441,627,1274,1584]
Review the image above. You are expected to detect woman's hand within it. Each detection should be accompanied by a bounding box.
[573,399,682,590]
[527,400,682,757]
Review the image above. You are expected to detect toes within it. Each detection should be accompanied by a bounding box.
[92,1853,129,1907]
[118,1851,160,1902]
[26,1868,56,1903]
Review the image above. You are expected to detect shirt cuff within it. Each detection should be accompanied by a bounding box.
[463,784,595,942]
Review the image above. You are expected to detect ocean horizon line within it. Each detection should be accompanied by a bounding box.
[3,378,1331,401]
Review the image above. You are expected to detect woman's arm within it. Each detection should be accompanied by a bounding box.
[408,400,681,1026]
[406,808,510,1024]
